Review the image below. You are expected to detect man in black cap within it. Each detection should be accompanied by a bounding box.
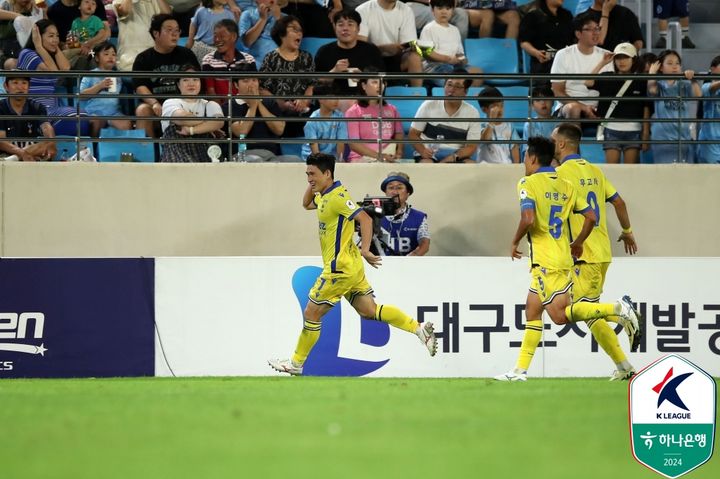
[379,171,430,256]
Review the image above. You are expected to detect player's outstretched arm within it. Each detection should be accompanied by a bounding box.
[356,210,382,269]
[302,185,317,210]
[510,208,534,260]
[610,195,637,254]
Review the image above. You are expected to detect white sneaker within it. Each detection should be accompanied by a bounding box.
[609,368,636,381]
[494,370,528,382]
[416,322,437,356]
[268,358,303,376]
[1,154,19,161]
[618,295,642,352]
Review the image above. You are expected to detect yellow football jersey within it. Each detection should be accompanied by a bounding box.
[557,155,619,263]
[314,181,364,275]
[517,166,591,270]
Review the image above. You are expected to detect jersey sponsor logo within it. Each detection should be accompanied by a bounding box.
[0,312,47,356]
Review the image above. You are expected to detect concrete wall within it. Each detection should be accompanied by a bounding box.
[0,162,718,257]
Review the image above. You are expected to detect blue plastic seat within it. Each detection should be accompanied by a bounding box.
[98,128,155,162]
[579,139,606,164]
[463,38,521,86]
[384,86,428,133]
[300,37,335,58]
[54,136,94,161]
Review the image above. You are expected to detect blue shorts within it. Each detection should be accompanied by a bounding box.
[651,143,695,164]
[654,0,689,19]
[423,62,456,87]
[602,128,642,151]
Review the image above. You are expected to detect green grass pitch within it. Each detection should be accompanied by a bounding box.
[1,377,717,479]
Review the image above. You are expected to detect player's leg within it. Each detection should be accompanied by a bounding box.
[495,291,542,382]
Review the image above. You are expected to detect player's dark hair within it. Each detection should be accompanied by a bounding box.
[271,15,302,47]
[555,122,582,144]
[307,153,336,178]
[477,86,503,109]
[332,8,361,25]
[526,137,554,166]
[430,0,455,9]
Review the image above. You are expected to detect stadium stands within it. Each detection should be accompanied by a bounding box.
[463,38,521,86]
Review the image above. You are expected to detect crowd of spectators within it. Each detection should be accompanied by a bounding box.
[0,0,717,163]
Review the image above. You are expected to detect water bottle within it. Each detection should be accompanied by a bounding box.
[236,133,247,162]
[433,134,445,160]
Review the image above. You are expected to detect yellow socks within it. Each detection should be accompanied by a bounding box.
[565,302,616,323]
[291,319,322,365]
[515,319,543,373]
[587,318,628,365]
[375,304,418,333]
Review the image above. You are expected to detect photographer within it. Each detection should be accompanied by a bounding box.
[378,172,430,256]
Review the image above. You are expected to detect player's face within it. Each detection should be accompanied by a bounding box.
[384,181,409,206]
[523,151,539,176]
[306,165,332,193]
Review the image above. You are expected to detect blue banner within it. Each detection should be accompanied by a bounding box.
[0,259,155,378]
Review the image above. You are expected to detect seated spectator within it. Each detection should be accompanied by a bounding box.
[48,0,108,50]
[356,0,423,88]
[64,0,110,69]
[239,0,285,67]
[280,0,335,38]
[345,70,404,162]
[259,15,314,138]
[585,42,649,164]
[17,19,93,136]
[647,49,700,164]
[420,0,482,88]
[522,85,556,157]
[698,55,720,164]
[113,0,172,71]
[160,64,225,162]
[477,86,520,163]
[0,73,57,161]
[0,0,44,68]
[518,0,574,81]
[378,171,430,256]
[579,0,643,52]
[654,0,694,49]
[550,13,609,122]
[301,82,347,161]
[201,19,256,103]
[405,0,470,40]
[313,9,383,108]
[222,62,300,162]
[80,41,133,137]
[186,0,234,63]
[408,73,480,163]
[132,13,200,137]
[464,0,519,39]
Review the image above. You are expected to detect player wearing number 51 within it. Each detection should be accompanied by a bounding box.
[496,136,641,382]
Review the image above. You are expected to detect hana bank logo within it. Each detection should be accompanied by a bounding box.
[291,266,390,376]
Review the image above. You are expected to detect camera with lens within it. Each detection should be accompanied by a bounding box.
[357,196,401,255]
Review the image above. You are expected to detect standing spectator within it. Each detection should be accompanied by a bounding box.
[160,64,225,162]
[301,82,347,161]
[47,0,108,50]
[345,71,404,162]
[477,86,520,163]
[259,15,314,137]
[379,171,431,256]
[522,85,557,157]
[17,19,93,136]
[356,0,423,88]
[112,0,171,71]
[186,0,234,63]
[465,0,520,39]
[585,43,649,164]
[654,0,694,49]
[579,0,643,52]
[239,0,284,67]
[79,41,133,136]
[550,13,609,121]
[519,0,574,79]
[419,0,482,87]
[697,55,720,164]
[201,19,256,103]
[405,0,470,40]
[132,13,200,137]
[408,73,480,163]
[280,0,336,38]
[314,9,384,102]
[647,49,701,163]
[0,73,56,161]
[0,0,44,68]
[65,0,110,69]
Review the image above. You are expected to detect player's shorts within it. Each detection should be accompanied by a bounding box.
[308,270,373,307]
[571,262,610,303]
[654,0,689,19]
[529,266,572,306]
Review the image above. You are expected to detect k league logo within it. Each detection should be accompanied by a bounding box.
[629,355,716,478]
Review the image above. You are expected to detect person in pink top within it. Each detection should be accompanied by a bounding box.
[344,69,404,162]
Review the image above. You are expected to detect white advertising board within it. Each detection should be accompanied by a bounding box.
[155,257,720,378]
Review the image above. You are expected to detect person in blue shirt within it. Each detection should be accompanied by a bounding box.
[238,0,284,66]
[301,83,347,160]
[698,55,720,164]
[379,172,430,256]
[647,49,701,164]
[522,85,557,158]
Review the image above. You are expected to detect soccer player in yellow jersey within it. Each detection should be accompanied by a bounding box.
[268,153,437,376]
[495,137,640,382]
